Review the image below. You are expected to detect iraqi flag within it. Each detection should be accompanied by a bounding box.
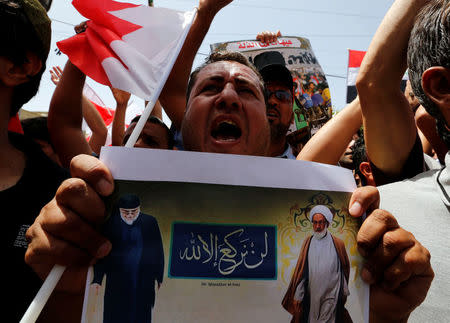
[346,49,409,103]
[57,0,196,101]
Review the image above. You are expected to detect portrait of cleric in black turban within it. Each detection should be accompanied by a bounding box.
[91,194,164,323]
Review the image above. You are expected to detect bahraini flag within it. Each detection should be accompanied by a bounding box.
[346,49,408,103]
[57,0,196,100]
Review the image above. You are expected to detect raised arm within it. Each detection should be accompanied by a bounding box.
[110,87,131,146]
[297,97,362,165]
[48,61,93,168]
[81,96,107,155]
[159,0,232,130]
[50,65,107,155]
[356,0,429,177]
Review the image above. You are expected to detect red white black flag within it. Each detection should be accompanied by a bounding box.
[346,49,408,103]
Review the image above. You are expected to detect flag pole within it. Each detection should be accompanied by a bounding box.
[19,265,66,323]
[125,8,198,148]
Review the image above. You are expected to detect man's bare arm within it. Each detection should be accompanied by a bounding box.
[48,61,93,168]
[356,0,429,176]
[81,96,107,155]
[110,88,131,146]
[159,0,232,130]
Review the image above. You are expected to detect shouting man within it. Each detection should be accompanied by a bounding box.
[282,205,351,323]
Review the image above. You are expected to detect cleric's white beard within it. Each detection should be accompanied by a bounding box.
[121,216,136,225]
[313,229,327,240]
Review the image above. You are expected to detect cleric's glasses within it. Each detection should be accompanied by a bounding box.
[265,89,292,102]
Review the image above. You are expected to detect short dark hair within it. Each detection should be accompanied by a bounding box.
[127,115,174,149]
[186,51,266,104]
[0,0,50,116]
[21,116,52,144]
[351,134,368,186]
[407,0,450,120]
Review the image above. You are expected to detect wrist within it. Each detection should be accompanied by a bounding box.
[115,103,128,110]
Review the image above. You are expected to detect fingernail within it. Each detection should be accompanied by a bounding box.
[96,178,112,195]
[361,267,374,284]
[349,201,362,217]
[97,241,111,258]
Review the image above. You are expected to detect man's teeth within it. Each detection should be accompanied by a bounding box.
[222,120,237,126]
[211,119,242,141]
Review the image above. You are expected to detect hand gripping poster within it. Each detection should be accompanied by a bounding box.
[81,147,368,323]
[211,36,333,148]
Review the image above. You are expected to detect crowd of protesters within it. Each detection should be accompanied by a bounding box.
[3,0,450,322]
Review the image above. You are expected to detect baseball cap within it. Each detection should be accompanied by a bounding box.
[253,51,294,91]
[1,0,52,62]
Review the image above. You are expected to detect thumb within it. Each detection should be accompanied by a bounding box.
[349,186,380,218]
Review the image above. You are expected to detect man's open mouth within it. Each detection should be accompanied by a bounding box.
[267,108,279,119]
[211,120,242,141]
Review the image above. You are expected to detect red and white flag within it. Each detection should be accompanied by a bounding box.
[346,49,409,103]
[81,83,115,145]
[83,83,115,127]
[57,0,196,100]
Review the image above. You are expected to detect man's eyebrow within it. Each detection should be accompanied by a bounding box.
[202,75,225,83]
[235,75,261,91]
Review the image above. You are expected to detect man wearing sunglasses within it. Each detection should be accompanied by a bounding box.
[254,51,297,159]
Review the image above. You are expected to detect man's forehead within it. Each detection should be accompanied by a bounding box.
[312,213,325,220]
[120,207,139,211]
[266,80,290,90]
[197,61,261,83]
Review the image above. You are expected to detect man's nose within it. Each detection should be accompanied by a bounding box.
[215,83,241,111]
[267,93,278,106]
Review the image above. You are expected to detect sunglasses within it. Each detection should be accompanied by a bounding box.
[266,89,292,102]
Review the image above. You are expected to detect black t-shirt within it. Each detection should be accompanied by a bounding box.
[369,134,425,186]
[3,132,69,322]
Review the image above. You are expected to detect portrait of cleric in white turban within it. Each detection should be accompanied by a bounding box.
[282,205,352,323]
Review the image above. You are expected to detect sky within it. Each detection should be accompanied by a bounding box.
[23,0,395,125]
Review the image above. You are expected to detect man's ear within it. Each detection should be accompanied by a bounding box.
[359,161,375,185]
[0,52,42,87]
[422,67,450,122]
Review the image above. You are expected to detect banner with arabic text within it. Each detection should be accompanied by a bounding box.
[211,37,333,143]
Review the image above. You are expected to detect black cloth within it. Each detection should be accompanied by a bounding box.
[4,132,69,322]
[370,134,425,186]
[92,210,164,323]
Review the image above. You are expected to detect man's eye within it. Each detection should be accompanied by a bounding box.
[202,84,220,93]
[238,87,255,95]
[144,137,157,146]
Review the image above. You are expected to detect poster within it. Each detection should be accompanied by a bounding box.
[81,147,368,323]
[211,37,333,142]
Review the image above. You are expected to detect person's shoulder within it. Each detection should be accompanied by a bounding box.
[301,235,313,248]
[8,131,69,183]
[141,213,158,224]
[330,234,345,248]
